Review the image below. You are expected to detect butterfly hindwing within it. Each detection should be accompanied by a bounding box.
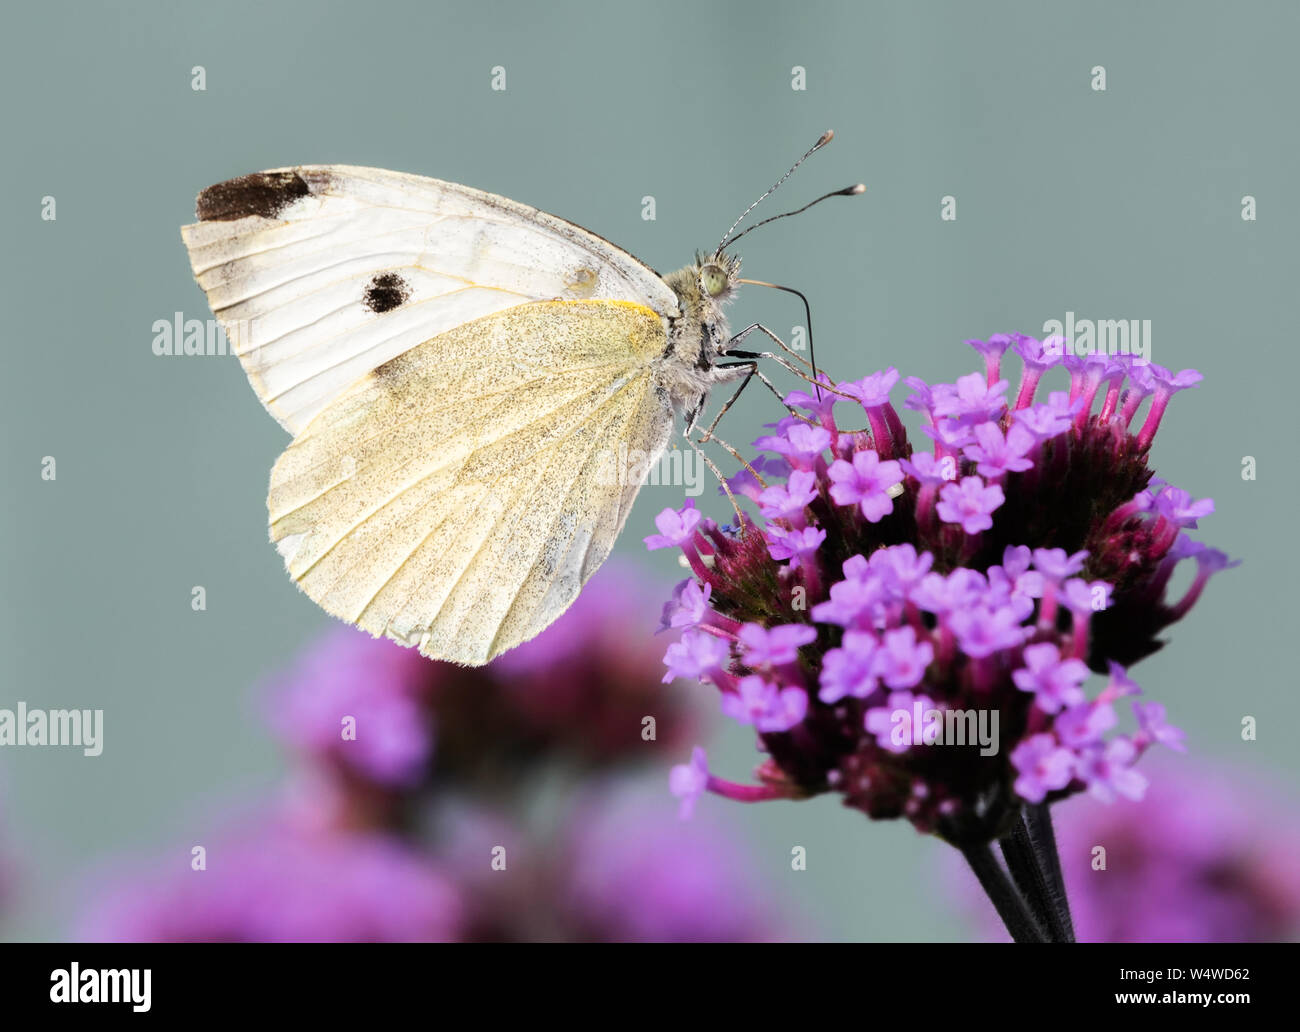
[267,300,673,665]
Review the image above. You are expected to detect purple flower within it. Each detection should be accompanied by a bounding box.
[865,691,937,753]
[870,543,934,594]
[669,746,711,819]
[724,455,792,501]
[839,367,900,408]
[900,451,957,486]
[1055,700,1117,748]
[1102,661,1143,700]
[1013,398,1074,439]
[1011,734,1077,803]
[662,629,730,683]
[766,524,827,562]
[873,626,934,690]
[720,677,808,733]
[936,476,1004,534]
[1079,737,1149,802]
[1153,487,1214,529]
[932,372,1009,425]
[1011,643,1090,714]
[818,630,880,703]
[903,376,938,415]
[754,422,833,469]
[967,335,1014,363]
[757,469,819,522]
[828,451,904,522]
[949,603,1028,658]
[1013,334,1065,372]
[659,578,713,631]
[1031,547,1089,581]
[784,379,841,424]
[909,568,987,615]
[76,824,465,942]
[644,501,702,550]
[986,556,1044,614]
[962,421,1036,478]
[738,622,818,667]
[811,572,887,628]
[1060,577,1112,615]
[562,789,787,942]
[270,629,433,787]
[922,418,977,452]
[1133,701,1186,752]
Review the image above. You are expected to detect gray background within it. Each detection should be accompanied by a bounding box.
[1,0,1296,940]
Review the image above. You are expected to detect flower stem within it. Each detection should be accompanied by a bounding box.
[1027,803,1075,940]
[961,842,1047,943]
[999,804,1075,942]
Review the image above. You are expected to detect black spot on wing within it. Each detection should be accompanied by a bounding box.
[195,171,310,222]
[363,272,411,313]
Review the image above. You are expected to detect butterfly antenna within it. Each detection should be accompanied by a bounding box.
[715,130,837,254]
[724,183,865,251]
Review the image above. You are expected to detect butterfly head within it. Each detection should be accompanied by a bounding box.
[696,250,742,304]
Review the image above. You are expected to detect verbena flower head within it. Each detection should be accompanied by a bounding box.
[659,338,1234,846]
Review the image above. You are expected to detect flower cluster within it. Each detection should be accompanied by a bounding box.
[658,335,1233,846]
[76,563,783,942]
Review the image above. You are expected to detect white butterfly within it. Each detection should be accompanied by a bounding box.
[181,135,857,665]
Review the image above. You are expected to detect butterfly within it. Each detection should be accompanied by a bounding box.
[181,132,860,665]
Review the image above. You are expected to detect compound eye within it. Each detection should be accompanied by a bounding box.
[700,265,729,297]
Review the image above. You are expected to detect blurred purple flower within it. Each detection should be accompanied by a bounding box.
[268,561,699,787]
[77,823,463,942]
[952,760,1300,942]
[560,790,787,942]
[269,631,433,787]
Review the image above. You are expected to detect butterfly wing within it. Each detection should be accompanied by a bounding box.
[181,165,679,433]
[267,299,673,665]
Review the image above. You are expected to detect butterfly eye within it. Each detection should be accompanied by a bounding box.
[700,265,729,297]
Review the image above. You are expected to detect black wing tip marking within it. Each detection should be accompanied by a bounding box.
[362,272,412,314]
[196,170,311,222]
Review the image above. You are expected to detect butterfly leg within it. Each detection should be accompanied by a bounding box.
[726,323,814,375]
[700,361,807,447]
[683,432,750,527]
[727,323,848,397]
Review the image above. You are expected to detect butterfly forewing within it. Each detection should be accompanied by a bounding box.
[181,165,679,433]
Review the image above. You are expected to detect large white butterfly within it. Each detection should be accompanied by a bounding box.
[181,134,857,665]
